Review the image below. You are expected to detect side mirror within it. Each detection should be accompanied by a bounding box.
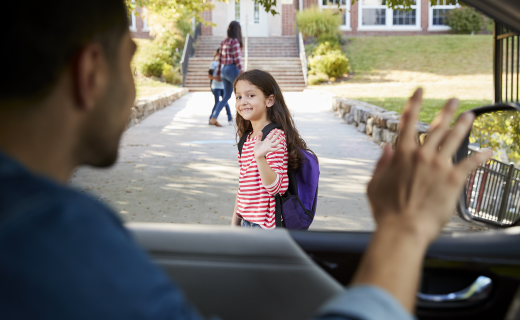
[454,103,520,227]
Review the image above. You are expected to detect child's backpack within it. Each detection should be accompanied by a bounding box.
[237,123,319,230]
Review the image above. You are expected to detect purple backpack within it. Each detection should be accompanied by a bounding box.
[238,123,319,230]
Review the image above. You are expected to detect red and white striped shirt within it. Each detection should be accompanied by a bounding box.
[237,130,289,229]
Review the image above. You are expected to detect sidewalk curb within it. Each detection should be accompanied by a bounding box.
[127,88,189,130]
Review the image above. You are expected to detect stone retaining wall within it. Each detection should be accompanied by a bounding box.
[127,88,189,130]
[309,90,430,147]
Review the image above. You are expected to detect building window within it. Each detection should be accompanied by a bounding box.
[129,11,137,32]
[254,2,259,24]
[362,0,386,26]
[393,9,416,25]
[235,0,240,21]
[319,0,351,30]
[358,0,420,30]
[429,0,459,30]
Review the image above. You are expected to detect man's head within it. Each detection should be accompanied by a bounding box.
[0,0,136,170]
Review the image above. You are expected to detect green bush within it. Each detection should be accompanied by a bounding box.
[296,7,341,39]
[133,41,172,77]
[308,73,329,85]
[309,51,350,78]
[162,65,182,84]
[446,7,485,34]
[313,41,341,56]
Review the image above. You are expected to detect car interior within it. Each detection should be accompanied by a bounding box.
[127,1,520,319]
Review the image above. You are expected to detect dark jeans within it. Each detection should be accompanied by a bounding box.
[211,64,240,119]
[210,89,232,122]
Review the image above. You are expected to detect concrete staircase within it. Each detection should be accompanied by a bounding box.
[184,36,306,92]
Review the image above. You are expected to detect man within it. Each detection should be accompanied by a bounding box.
[0,1,491,319]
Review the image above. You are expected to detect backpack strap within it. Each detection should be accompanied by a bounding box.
[237,130,252,157]
[237,123,282,157]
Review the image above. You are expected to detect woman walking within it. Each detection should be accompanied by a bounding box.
[209,21,244,127]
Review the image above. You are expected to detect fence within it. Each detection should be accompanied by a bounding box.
[466,152,520,225]
[494,22,520,103]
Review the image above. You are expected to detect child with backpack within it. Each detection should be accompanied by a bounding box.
[231,69,319,230]
[208,49,233,126]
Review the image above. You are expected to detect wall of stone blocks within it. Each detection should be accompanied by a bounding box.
[128,88,189,130]
[311,90,430,147]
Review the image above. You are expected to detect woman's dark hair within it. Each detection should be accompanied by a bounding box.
[227,21,243,49]
[214,48,220,59]
[234,69,317,171]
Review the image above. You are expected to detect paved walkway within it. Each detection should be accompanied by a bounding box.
[70,91,478,232]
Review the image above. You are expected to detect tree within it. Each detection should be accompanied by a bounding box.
[470,110,520,166]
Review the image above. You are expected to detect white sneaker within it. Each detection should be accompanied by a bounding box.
[228,121,233,126]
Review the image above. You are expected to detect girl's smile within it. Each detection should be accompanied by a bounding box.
[235,80,274,122]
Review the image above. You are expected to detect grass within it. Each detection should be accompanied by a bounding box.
[309,35,494,123]
[344,35,493,77]
[355,97,492,124]
[135,76,178,98]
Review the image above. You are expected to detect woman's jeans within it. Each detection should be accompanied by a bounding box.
[211,64,240,119]
[210,89,232,122]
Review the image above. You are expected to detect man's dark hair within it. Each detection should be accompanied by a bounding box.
[0,0,128,104]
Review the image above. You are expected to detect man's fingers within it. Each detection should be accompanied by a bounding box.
[423,99,458,152]
[373,143,394,178]
[397,88,423,153]
[438,112,475,160]
[456,149,493,179]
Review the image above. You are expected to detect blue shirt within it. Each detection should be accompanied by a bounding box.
[210,60,224,90]
[0,150,414,320]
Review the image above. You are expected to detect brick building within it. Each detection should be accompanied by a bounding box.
[203,0,459,37]
[129,7,152,39]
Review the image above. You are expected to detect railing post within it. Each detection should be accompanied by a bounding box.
[180,33,192,87]
[497,163,515,224]
[298,32,307,86]
[245,36,248,71]
[494,21,503,103]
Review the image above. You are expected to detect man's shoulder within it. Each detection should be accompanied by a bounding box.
[0,168,118,231]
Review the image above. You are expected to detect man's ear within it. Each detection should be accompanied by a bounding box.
[72,43,109,111]
[266,94,275,108]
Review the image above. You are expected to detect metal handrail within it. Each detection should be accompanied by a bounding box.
[180,33,194,87]
[244,36,249,71]
[298,32,308,86]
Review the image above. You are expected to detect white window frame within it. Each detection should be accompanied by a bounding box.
[358,0,421,32]
[142,17,150,32]
[319,0,351,31]
[428,0,460,31]
[129,11,137,32]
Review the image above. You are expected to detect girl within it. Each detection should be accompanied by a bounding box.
[208,49,233,126]
[209,21,243,127]
[231,69,316,229]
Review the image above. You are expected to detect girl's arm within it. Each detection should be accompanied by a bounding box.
[231,192,242,227]
[254,130,287,193]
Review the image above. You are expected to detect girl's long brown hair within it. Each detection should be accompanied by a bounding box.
[234,69,317,170]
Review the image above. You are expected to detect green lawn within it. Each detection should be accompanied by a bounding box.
[356,97,492,124]
[310,35,494,123]
[135,76,179,99]
[344,35,493,77]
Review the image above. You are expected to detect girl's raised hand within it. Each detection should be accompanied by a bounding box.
[253,129,283,160]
